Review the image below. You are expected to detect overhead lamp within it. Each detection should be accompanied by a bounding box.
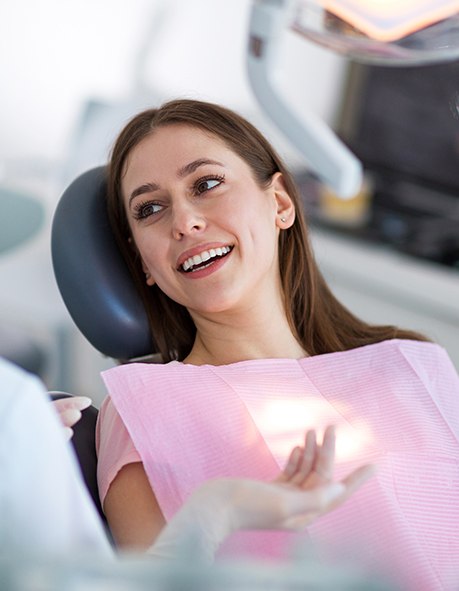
[247,0,459,198]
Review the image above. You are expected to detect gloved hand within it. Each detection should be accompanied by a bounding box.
[51,395,92,440]
[147,426,376,562]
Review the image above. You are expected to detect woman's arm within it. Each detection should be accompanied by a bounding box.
[104,461,166,550]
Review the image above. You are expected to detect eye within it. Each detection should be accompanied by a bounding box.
[132,201,163,220]
[194,174,225,195]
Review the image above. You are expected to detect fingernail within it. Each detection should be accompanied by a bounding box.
[60,408,82,425]
[72,396,92,410]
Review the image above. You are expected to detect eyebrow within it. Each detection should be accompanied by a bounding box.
[129,182,160,205]
[128,158,224,206]
[177,158,223,178]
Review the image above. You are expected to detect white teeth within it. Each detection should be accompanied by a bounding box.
[181,246,232,272]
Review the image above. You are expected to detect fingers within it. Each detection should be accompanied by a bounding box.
[58,408,83,429]
[52,396,92,429]
[339,464,377,503]
[285,426,336,488]
[52,396,92,412]
[311,464,376,517]
[282,464,377,530]
[289,430,317,485]
[308,425,336,486]
[278,426,373,495]
[275,430,317,484]
[276,446,303,482]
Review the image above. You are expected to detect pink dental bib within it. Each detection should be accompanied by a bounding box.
[99,339,459,590]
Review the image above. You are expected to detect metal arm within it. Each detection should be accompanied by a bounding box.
[247,0,363,198]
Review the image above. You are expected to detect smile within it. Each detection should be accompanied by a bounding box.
[180,245,233,273]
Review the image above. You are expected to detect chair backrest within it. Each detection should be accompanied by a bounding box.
[51,166,155,361]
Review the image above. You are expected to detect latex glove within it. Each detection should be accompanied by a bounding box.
[228,425,375,531]
[51,396,92,440]
[147,426,375,563]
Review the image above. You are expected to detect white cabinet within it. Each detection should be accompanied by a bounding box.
[312,228,459,371]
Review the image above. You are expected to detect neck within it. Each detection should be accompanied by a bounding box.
[184,300,307,366]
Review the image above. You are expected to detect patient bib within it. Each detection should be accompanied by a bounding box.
[100,339,459,590]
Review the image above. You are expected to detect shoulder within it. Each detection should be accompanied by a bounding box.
[347,338,450,366]
[100,361,212,410]
[101,361,182,389]
[381,338,454,369]
[96,395,137,456]
[97,395,127,440]
[96,395,141,503]
[388,338,458,383]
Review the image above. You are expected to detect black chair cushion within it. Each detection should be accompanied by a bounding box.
[50,393,105,525]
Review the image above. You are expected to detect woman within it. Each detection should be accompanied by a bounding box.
[97,99,459,589]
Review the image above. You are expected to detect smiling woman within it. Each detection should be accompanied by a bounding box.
[97,99,459,590]
[117,121,292,331]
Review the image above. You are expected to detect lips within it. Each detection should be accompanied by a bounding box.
[178,245,234,273]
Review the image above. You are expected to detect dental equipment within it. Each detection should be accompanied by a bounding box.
[247,0,459,198]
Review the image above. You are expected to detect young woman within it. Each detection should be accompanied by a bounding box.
[97,99,459,590]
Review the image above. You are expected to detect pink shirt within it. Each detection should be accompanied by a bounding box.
[96,339,459,590]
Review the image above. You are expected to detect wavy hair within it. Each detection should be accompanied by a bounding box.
[106,99,427,361]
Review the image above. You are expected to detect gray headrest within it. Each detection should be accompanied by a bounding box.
[51,167,154,360]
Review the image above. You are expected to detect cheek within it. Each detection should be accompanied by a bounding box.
[132,233,162,271]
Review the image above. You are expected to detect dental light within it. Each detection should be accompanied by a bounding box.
[247,0,459,198]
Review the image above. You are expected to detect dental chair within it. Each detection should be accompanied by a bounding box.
[51,166,154,361]
[51,166,156,525]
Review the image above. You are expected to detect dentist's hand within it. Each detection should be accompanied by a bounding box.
[51,396,92,440]
[148,426,376,562]
[227,425,376,532]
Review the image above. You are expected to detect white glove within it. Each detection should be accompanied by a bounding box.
[147,426,375,563]
[51,395,92,440]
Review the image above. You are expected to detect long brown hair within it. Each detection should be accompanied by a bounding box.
[106,98,427,361]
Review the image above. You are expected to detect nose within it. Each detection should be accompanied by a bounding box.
[171,201,206,240]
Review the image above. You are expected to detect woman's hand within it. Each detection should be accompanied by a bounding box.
[226,425,376,532]
[51,396,92,440]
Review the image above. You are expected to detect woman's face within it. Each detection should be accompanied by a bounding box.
[121,124,293,317]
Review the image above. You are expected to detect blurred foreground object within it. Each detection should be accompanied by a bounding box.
[0,548,395,591]
[0,186,44,255]
[0,185,46,376]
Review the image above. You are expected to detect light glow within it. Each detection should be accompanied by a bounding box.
[324,0,459,41]
[255,399,375,464]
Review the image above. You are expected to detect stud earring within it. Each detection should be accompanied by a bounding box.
[280,217,287,223]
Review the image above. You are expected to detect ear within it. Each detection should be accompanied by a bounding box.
[271,172,295,229]
[140,259,155,287]
[129,237,156,286]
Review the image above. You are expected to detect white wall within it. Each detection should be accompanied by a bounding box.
[0,0,346,174]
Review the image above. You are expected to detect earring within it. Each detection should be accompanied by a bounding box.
[280,217,287,223]
[145,272,151,280]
